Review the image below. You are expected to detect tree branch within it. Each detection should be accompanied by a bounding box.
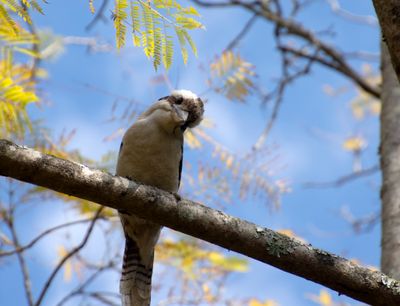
[192,0,381,98]
[0,139,399,305]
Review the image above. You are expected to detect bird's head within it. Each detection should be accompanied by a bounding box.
[166,90,204,129]
[139,90,204,134]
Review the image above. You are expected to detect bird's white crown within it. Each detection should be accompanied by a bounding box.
[171,89,198,100]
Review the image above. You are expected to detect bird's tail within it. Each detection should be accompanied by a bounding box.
[120,235,153,306]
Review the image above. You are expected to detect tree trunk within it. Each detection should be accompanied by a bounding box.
[380,41,400,278]
[373,1,400,83]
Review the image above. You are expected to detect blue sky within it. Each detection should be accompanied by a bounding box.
[1,1,382,305]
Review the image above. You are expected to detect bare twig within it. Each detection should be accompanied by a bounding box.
[4,179,34,306]
[0,217,100,257]
[251,16,319,151]
[86,0,111,31]
[340,207,380,233]
[55,261,117,306]
[224,14,258,52]
[34,206,104,306]
[302,164,380,188]
[325,0,378,26]
[192,0,380,98]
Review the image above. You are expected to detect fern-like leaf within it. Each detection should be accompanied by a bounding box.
[0,4,18,34]
[154,0,181,9]
[163,34,173,69]
[182,28,197,56]
[3,0,32,24]
[141,1,155,58]
[113,0,128,49]
[29,0,44,14]
[112,0,203,69]
[175,15,203,30]
[153,27,164,70]
[129,0,141,46]
[210,51,256,102]
[0,62,39,137]
[175,26,188,64]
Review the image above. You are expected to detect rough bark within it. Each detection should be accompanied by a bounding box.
[373,1,400,83]
[1,139,400,305]
[380,42,400,279]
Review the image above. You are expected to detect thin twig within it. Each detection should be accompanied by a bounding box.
[86,0,110,31]
[55,262,114,306]
[192,0,380,98]
[5,179,34,306]
[251,20,319,151]
[224,14,258,52]
[302,164,380,188]
[325,0,378,26]
[0,217,100,257]
[34,206,104,306]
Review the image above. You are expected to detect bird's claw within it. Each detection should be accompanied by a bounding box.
[172,192,181,201]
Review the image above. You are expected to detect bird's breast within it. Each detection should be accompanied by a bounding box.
[116,123,182,193]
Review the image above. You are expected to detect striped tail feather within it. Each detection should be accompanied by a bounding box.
[120,235,154,306]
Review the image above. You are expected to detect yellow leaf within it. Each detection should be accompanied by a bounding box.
[352,104,364,119]
[185,130,202,148]
[308,289,333,306]
[210,51,256,102]
[277,229,307,243]
[318,290,332,306]
[208,251,224,262]
[225,155,234,169]
[342,136,366,152]
[249,299,278,306]
[249,299,264,306]
[57,245,72,282]
[264,301,278,306]
[0,77,13,87]
[175,16,204,30]
[182,256,194,269]
[202,283,214,302]
[370,101,381,115]
[89,0,95,13]
[183,6,200,16]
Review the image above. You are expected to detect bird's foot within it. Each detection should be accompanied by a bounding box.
[172,192,181,201]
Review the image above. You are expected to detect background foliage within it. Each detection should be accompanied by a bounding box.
[0,1,381,305]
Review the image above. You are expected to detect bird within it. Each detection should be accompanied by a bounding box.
[116,89,204,306]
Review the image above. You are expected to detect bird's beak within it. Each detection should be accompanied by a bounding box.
[172,104,189,123]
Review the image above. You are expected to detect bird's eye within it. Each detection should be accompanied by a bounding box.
[175,97,183,105]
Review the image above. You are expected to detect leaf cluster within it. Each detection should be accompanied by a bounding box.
[210,51,256,102]
[0,1,47,138]
[112,0,203,70]
[156,238,248,275]
[0,0,45,29]
[0,55,40,138]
